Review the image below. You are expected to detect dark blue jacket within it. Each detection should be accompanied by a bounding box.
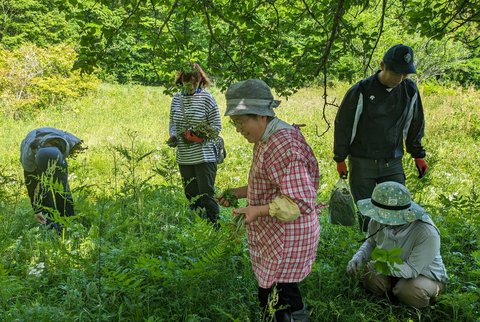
[334,71,426,162]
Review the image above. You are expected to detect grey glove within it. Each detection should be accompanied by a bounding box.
[347,255,363,278]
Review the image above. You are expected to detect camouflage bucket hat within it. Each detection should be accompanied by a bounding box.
[357,181,434,226]
[224,79,281,117]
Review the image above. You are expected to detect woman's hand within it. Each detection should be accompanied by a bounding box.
[215,192,232,207]
[35,212,47,225]
[215,186,248,206]
[233,205,269,224]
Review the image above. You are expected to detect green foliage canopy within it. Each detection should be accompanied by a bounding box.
[54,0,480,96]
[407,0,480,49]
[0,0,78,48]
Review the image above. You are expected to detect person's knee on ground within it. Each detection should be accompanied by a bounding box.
[393,276,444,308]
[361,271,395,295]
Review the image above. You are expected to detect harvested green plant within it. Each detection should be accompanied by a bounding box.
[221,188,239,208]
[177,122,218,147]
[69,140,88,159]
[229,212,246,239]
[192,122,219,140]
[177,128,194,147]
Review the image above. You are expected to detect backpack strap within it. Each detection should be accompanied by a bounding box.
[179,95,193,127]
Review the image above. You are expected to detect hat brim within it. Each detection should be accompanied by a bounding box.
[357,198,425,225]
[392,64,417,75]
[224,99,280,117]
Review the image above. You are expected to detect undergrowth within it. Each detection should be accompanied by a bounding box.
[0,83,479,321]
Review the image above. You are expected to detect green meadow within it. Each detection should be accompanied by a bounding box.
[0,82,479,321]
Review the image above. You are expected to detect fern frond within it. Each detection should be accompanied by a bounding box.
[180,245,226,276]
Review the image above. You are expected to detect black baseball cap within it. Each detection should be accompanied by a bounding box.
[383,44,417,74]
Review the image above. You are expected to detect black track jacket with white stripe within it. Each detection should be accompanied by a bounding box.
[334,71,426,163]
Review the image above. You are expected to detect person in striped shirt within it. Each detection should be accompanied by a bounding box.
[167,63,222,226]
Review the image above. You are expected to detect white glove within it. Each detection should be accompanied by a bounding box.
[347,256,363,278]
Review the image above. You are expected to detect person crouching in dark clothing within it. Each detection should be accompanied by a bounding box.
[20,127,85,232]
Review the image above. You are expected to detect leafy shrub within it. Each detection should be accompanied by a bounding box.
[0,43,100,118]
[420,82,457,96]
[442,58,480,89]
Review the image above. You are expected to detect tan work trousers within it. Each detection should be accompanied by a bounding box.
[362,273,445,308]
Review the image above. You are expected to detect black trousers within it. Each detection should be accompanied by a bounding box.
[178,162,219,224]
[348,155,405,232]
[34,147,74,231]
[258,283,303,322]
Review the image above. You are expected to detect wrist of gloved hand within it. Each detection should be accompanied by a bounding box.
[414,158,428,178]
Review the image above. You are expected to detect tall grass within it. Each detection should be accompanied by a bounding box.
[0,82,479,321]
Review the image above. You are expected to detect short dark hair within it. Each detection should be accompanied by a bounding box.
[384,61,395,72]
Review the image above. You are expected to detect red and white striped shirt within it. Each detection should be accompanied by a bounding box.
[247,127,321,288]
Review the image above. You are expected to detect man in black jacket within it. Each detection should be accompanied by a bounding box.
[333,44,427,232]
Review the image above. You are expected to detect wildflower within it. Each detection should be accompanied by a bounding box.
[28,263,44,277]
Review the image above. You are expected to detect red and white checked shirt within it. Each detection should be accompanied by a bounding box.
[247,127,321,288]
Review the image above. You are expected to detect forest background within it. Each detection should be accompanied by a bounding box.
[0,0,479,321]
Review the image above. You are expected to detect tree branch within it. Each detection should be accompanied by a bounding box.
[202,0,241,75]
[363,0,386,76]
[205,0,244,72]
[151,0,180,82]
[313,0,345,77]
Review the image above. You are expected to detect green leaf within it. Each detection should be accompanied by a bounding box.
[374,261,390,276]
[390,256,403,265]
[388,247,403,257]
[371,247,388,262]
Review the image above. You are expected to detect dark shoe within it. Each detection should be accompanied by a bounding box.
[292,304,308,322]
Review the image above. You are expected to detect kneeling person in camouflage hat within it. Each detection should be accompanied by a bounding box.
[347,181,448,308]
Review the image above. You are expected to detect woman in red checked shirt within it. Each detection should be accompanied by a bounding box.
[216,79,323,322]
